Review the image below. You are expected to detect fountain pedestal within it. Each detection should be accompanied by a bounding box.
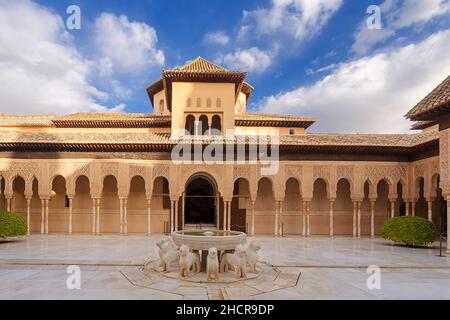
[171,230,247,271]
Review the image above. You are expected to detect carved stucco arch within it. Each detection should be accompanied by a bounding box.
[184,172,219,196]
[284,176,302,199]
[312,177,331,199]
[336,177,353,199]
[179,166,224,198]
[152,175,171,199]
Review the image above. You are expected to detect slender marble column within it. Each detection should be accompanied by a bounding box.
[405,202,410,216]
[274,201,279,236]
[352,201,357,238]
[68,196,73,235]
[302,201,306,237]
[306,201,310,237]
[92,198,96,235]
[26,197,31,235]
[183,194,187,230]
[147,199,152,236]
[390,200,395,219]
[119,198,124,234]
[223,201,227,230]
[279,201,283,236]
[45,199,49,235]
[6,197,11,212]
[329,200,334,237]
[427,201,433,222]
[41,199,45,235]
[227,201,231,231]
[370,201,375,238]
[96,198,100,235]
[174,200,179,231]
[357,202,362,238]
[411,202,416,217]
[123,198,128,235]
[251,201,255,236]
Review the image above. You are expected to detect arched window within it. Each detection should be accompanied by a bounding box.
[206,98,212,108]
[159,99,164,113]
[185,115,195,135]
[216,98,221,108]
[199,115,209,135]
[186,98,192,108]
[289,128,295,135]
[211,115,221,135]
[196,98,202,108]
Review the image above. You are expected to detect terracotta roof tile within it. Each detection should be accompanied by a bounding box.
[406,75,450,121]
[0,128,437,150]
[171,57,232,73]
[0,113,56,126]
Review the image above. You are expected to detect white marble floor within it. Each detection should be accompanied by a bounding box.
[0,235,449,300]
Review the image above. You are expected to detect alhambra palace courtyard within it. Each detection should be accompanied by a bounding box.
[1,57,450,299]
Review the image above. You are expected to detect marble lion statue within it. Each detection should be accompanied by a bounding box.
[206,247,219,281]
[245,241,261,273]
[156,238,176,266]
[161,242,180,272]
[220,244,247,279]
[179,244,200,278]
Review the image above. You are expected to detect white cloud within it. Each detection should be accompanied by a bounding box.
[216,47,273,73]
[203,31,230,45]
[352,0,450,55]
[240,0,343,41]
[93,13,165,74]
[261,29,450,133]
[0,0,124,114]
[217,0,343,75]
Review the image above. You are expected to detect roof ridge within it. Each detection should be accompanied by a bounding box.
[171,56,233,73]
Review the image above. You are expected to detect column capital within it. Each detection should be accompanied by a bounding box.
[351,198,364,203]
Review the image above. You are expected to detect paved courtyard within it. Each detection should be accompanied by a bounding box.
[0,235,449,299]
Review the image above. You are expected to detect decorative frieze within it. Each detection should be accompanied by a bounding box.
[101,162,119,178]
[153,164,170,179]
[285,165,302,181]
[129,164,146,178]
[313,166,330,181]
[364,166,407,185]
[233,165,251,181]
[337,166,354,182]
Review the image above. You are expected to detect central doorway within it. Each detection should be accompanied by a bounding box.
[184,175,217,227]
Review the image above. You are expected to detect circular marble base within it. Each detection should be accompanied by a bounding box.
[142,258,262,284]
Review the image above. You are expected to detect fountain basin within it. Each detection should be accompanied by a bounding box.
[171,229,246,251]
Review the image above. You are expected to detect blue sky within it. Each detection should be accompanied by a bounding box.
[1,0,450,133]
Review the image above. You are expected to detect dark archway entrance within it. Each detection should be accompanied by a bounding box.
[185,176,216,226]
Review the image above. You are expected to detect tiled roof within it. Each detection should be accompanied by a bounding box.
[410,121,437,130]
[235,112,315,128]
[0,113,56,126]
[147,56,250,110]
[171,57,231,73]
[236,112,315,122]
[406,75,450,121]
[0,112,315,128]
[0,128,438,153]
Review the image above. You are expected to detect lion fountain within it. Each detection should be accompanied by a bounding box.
[152,231,261,282]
